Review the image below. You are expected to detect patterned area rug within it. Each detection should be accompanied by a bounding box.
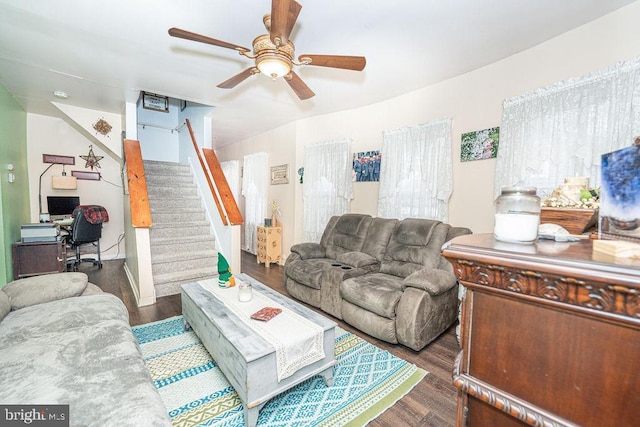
[133,316,427,427]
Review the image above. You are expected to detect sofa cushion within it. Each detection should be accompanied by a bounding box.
[360,217,399,261]
[341,273,404,319]
[284,258,338,290]
[3,272,88,310]
[380,219,451,278]
[0,294,171,426]
[0,291,9,322]
[402,268,457,295]
[290,242,326,259]
[325,214,372,259]
[336,251,378,268]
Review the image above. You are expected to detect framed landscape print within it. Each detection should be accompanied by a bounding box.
[461,127,499,162]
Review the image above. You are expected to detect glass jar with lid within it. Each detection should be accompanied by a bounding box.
[494,187,541,244]
[238,281,253,302]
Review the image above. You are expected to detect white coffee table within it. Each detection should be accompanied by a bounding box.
[181,273,337,427]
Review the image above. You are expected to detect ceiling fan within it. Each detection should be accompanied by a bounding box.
[168,0,366,100]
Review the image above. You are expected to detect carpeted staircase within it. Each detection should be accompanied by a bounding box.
[144,160,218,297]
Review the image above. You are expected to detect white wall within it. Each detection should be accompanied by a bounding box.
[217,1,640,258]
[137,98,180,162]
[27,113,125,260]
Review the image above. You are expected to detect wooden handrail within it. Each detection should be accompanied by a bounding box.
[203,148,243,225]
[185,119,228,226]
[123,139,152,228]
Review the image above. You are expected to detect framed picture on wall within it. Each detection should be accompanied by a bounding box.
[270,164,289,185]
[352,150,381,182]
[142,92,169,112]
[461,127,500,162]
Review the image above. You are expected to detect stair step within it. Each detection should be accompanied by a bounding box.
[148,185,198,197]
[151,235,216,256]
[145,175,194,186]
[152,249,217,264]
[150,223,211,239]
[152,211,206,223]
[150,197,202,211]
[144,161,191,175]
[152,255,216,275]
[154,268,218,298]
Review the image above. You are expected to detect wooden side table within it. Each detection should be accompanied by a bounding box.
[257,226,282,268]
[12,240,66,280]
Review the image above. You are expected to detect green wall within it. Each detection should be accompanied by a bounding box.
[0,84,29,285]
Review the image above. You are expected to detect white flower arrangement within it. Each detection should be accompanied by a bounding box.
[270,200,281,216]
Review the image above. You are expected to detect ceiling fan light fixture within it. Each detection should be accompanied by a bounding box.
[256,55,291,80]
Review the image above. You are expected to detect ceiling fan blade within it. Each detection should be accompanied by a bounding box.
[298,54,366,71]
[285,71,315,100]
[270,0,301,46]
[169,27,249,52]
[217,68,258,89]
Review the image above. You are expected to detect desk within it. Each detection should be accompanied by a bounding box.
[443,234,640,427]
[12,240,66,280]
[53,218,74,227]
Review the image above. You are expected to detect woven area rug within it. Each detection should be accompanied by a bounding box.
[133,316,427,427]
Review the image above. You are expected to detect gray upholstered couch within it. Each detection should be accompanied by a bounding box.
[284,214,471,351]
[0,273,171,427]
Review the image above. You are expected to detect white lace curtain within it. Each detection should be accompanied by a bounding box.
[496,56,640,199]
[378,119,453,221]
[303,139,353,242]
[242,152,268,253]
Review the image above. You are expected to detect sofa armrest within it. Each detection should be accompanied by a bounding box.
[2,272,88,310]
[336,251,379,268]
[290,242,326,260]
[402,268,457,296]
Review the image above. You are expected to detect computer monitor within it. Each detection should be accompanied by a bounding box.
[47,196,80,218]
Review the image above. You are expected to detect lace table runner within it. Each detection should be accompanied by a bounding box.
[198,278,325,381]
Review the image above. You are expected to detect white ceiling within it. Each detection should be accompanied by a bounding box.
[0,0,636,147]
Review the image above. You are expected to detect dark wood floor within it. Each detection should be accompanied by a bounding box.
[84,253,459,427]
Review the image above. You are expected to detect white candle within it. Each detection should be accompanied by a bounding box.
[494,213,540,244]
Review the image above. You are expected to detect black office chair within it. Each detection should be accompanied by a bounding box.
[66,205,108,271]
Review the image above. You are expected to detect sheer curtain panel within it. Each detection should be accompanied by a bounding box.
[496,56,640,199]
[303,139,353,242]
[242,152,268,253]
[378,119,453,221]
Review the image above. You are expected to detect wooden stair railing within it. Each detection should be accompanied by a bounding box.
[185,119,243,226]
[123,139,152,228]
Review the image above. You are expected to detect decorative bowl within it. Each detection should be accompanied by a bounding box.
[540,207,599,235]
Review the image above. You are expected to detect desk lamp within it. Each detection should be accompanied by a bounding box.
[39,154,77,222]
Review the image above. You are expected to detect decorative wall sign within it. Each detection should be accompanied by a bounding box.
[270,164,289,185]
[71,170,101,181]
[93,118,112,136]
[80,145,104,170]
[461,127,500,162]
[142,91,169,112]
[42,154,75,165]
[352,150,381,182]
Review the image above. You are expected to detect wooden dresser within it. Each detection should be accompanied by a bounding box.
[442,234,640,427]
[257,226,282,268]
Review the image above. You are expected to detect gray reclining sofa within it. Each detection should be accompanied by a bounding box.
[284,213,471,351]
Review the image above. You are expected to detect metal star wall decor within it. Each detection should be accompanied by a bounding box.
[80,145,104,170]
